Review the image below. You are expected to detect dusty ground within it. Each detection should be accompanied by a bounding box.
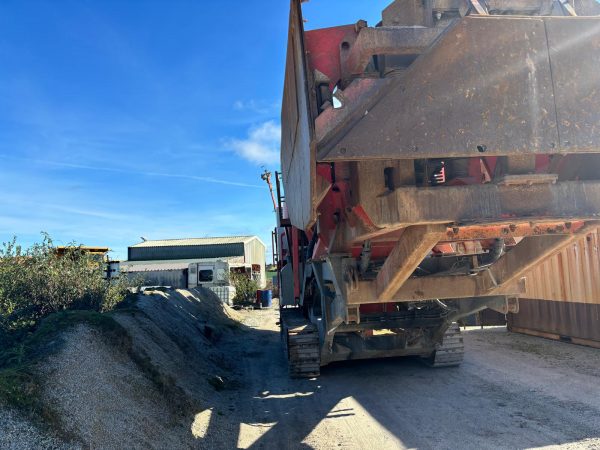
[218,306,600,450]
[2,290,600,449]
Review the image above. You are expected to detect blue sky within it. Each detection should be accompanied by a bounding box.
[0,0,389,260]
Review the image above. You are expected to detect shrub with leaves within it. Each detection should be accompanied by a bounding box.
[0,234,141,416]
[0,233,135,339]
[229,272,259,305]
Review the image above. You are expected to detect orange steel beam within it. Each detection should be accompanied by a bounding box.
[441,220,585,242]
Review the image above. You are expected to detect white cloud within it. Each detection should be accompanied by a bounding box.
[228,121,280,165]
[232,99,279,116]
[0,154,261,188]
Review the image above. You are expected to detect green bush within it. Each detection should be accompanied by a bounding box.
[0,233,136,341]
[229,272,259,305]
[0,233,140,415]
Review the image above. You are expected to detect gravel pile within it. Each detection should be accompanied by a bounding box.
[2,288,242,449]
[40,322,207,449]
[116,288,241,398]
[35,288,241,449]
[0,407,74,450]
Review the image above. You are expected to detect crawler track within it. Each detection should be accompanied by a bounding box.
[281,308,320,378]
[425,322,465,367]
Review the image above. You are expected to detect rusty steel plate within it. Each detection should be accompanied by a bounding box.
[361,181,600,228]
[319,16,561,161]
[544,17,600,153]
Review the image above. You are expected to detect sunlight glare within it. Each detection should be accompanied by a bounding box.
[237,422,278,449]
[191,408,213,439]
[302,396,408,449]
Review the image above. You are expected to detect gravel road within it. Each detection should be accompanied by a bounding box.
[212,306,600,450]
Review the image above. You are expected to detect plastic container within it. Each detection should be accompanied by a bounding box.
[260,289,273,308]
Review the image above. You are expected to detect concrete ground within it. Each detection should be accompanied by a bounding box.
[213,306,600,450]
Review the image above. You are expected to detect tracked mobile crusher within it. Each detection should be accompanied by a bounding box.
[276,0,600,377]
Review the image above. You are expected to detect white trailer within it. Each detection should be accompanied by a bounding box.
[187,259,243,305]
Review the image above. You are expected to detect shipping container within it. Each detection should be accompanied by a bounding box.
[510,228,600,347]
[508,299,600,349]
[522,229,600,304]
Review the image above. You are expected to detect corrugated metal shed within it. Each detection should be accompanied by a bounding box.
[121,257,245,272]
[130,243,244,261]
[126,235,267,287]
[121,261,192,272]
[129,238,251,262]
[130,236,257,248]
[244,238,267,287]
[523,228,600,303]
[127,236,267,263]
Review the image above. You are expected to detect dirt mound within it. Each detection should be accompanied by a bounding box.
[37,288,243,449]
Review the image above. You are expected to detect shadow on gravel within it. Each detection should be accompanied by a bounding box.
[187,305,600,450]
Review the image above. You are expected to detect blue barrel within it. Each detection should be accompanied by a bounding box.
[260,289,273,308]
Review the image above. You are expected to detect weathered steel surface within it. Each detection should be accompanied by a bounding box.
[484,1,554,14]
[357,181,600,228]
[545,18,600,152]
[346,217,586,245]
[573,0,600,15]
[442,221,585,241]
[319,16,561,161]
[382,0,431,27]
[383,0,581,20]
[319,16,600,162]
[523,228,600,303]
[346,274,525,304]
[375,224,446,300]
[348,225,590,305]
[488,233,584,291]
[305,24,357,90]
[509,228,600,347]
[281,0,316,230]
[508,299,600,344]
[315,78,390,149]
[343,26,443,76]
